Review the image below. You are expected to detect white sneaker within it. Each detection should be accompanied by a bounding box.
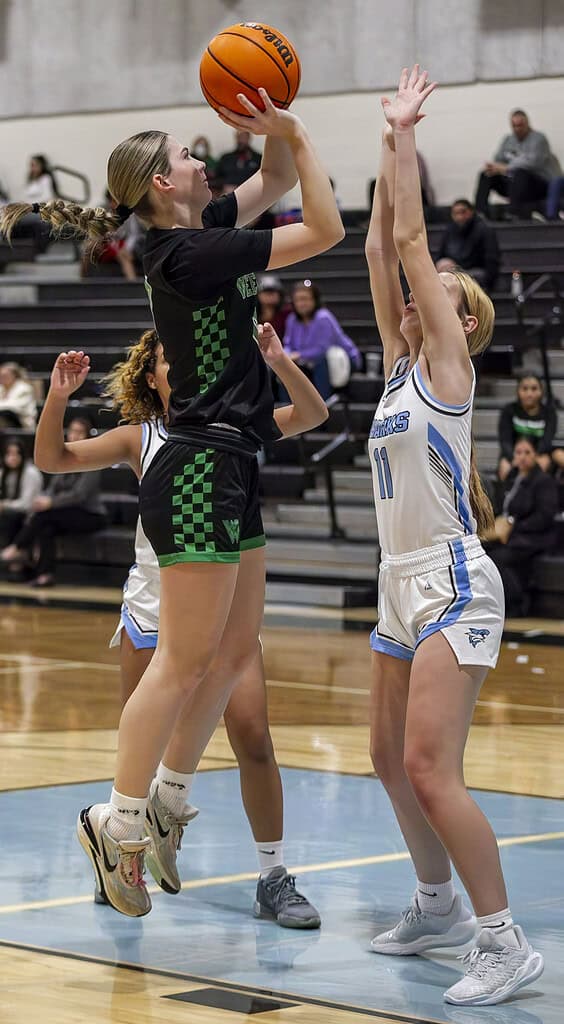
[371,893,476,955]
[444,924,544,1006]
[77,804,151,917]
[144,780,199,894]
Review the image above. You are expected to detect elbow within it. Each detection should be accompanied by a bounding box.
[393,228,424,255]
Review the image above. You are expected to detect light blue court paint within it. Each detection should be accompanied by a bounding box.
[0,769,562,1024]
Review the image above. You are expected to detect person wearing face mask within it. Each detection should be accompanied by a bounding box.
[190,136,217,185]
[217,129,262,189]
[487,436,558,615]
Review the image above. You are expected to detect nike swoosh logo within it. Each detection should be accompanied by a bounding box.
[147,806,170,839]
[101,837,118,873]
[418,889,437,897]
[259,849,276,856]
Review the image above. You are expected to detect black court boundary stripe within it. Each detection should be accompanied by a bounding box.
[2,766,563,802]
[0,938,444,1024]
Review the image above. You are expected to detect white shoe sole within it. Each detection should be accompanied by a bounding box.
[444,951,545,1005]
[371,918,477,956]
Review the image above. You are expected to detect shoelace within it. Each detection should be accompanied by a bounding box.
[161,810,190,852]
[267,874,308,910]
[119,850,147,889]
[460,946,506,979]
[402,903,426,926]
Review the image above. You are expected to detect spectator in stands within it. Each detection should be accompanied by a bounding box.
[497,373,564,480]
[0,439,43,548]
[475,109,560,219]
[24,155,56,205]
[435,199,500,291]
[216,129,262,188]
[191,135,217,185]
[0,363,37,430]
[0,417,107,587]
[283,280,362,399]
[257,274,290,338]
[487,437,558,615]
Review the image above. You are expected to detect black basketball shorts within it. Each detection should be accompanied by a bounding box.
[139,441,265,566]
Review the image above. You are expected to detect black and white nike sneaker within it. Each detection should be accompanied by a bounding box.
[144,780,199,894]
[77,804,151,917]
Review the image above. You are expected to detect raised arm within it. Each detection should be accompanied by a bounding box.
[218,91,344,268]
[35,351,141,475]
[365,124,409,380]
[384,66,473,405]
[258,323,328,437]
[234,117,298,226]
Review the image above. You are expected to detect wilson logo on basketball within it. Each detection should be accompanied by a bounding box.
[242,23,295,66]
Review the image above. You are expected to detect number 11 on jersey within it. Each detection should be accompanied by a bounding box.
[373,446,394,499]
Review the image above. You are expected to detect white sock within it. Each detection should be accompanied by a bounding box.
[417,877,456,915]
[256,840,285,877]
[108,787,147,841]
[155,763,194,817]
[478,908,520,947]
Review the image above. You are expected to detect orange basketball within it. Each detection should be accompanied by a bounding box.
[200,22,301,115]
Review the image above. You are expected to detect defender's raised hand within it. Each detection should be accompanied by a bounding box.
[381,65,437,132]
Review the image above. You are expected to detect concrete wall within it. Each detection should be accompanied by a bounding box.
[1,76,563,210]
[0,0,563,118]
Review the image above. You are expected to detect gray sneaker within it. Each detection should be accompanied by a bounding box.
[444,925,544,1006]
[371,893,476,955]
[254,867,321,929]
[144,780,199,894]
[77,804,151,918]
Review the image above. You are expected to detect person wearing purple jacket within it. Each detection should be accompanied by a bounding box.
[283,280,362,398]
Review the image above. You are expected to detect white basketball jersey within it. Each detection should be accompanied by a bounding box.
[368,356,477,556]
[131,418,168,576]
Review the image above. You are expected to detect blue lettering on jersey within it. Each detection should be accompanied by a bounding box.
[370,411,410,439]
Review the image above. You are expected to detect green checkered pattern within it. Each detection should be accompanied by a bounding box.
[171,449,216,555]
[193,298,230,394]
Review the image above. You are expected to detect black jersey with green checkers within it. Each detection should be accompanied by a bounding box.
[143,193,279,453]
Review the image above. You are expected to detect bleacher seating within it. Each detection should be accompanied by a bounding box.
[1,219,564,611]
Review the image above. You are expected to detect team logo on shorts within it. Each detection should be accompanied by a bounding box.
[223,518,240,545]
[466,627,490,648]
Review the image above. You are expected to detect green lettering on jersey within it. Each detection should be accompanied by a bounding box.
[236,273,258,300]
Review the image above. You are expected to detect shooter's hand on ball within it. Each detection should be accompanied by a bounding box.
[218,88,303,139]
[381,64,437,132]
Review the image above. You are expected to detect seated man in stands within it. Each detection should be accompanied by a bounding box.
[1,417,107,587]
[216,129,262,188]
[475,109,560,219]
[486,437,558,616]
[0,362,37,430]
[435,199,500,291]
[497,373,564,480]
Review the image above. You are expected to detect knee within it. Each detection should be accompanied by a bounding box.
[370,734,405,790]
[403,744,445,815]
[229,714,274,765]
[153,646,216,697]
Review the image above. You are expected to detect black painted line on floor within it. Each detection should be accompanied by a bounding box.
[0,939,444,1024]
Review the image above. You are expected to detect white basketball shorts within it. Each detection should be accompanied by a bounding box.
[371,534,504,669]
[109,564,160,651]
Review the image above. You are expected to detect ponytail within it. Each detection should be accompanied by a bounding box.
[0,199,120,244]
[469,441,494,536]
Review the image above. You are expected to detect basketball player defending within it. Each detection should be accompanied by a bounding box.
[365,66,544,1006]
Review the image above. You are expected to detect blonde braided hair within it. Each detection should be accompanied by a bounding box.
[0,130,170,243]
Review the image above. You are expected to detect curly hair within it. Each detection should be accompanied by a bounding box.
[102,329,164,424]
